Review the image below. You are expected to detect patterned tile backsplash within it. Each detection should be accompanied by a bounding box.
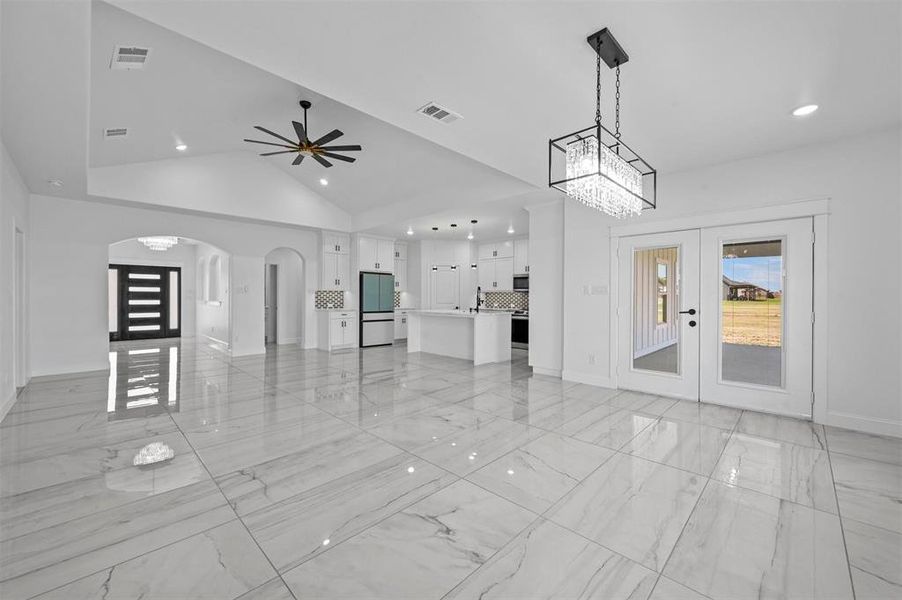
[484,291,529,310]
[315,290,345,309]
[394,291,401,308]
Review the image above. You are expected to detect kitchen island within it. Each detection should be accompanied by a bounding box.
[407,310,511,365]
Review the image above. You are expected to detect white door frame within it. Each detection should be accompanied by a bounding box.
[609,199,829,422]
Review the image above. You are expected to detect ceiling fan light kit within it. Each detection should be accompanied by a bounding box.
[548,28,656,218]
[244,100,362,168]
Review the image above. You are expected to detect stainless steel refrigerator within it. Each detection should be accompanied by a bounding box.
[359,272,395,347]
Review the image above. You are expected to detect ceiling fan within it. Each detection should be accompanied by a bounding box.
[244,100,362,168]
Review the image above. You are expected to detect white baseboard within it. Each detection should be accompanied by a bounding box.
[824,411,902,439]
[276,337,300,345]
[29,363,110,379]
[532,367,562,378]
[561,370,616,389]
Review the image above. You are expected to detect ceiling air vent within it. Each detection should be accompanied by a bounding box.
[110,45,151,70]
[417,102,462,124]
[103,127,128,139]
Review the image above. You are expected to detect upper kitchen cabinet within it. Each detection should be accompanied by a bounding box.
[513,238,529,274]
[358,235,395,272]
[394,242,408,290]
[320,231,351,290]
[393,242,408,261]
[478,257,514,290]
[322,231,350,255]
[478,240,514,260]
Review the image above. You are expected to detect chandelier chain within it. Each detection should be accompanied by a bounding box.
[614,65,621,139]
[595,53,601,124]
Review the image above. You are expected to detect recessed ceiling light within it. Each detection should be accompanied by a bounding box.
[407,227,414,236]
[46,178,63,188]
[507,225,515,234]
[791,104,819,117]
[175,144,187,152]
[467,232,474,240]
[319,178,328,186]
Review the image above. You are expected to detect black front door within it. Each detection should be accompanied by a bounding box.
[109,264,181,341]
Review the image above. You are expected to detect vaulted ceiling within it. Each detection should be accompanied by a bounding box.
[2,1,899,239]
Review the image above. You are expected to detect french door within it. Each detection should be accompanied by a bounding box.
[617,218,814,417]
[109,264,181,341]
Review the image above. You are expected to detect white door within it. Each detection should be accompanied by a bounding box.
[700,218,813,417]
[358,236,377,270]
[431,266,460,309]
[618,230,700,399]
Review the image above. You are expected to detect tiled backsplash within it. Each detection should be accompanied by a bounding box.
[315,290,345,309]
[484,291,529,310]
[394,291,401,308]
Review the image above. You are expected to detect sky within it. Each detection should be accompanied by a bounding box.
[723,256,783,292]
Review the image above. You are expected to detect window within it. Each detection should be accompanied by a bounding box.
[656,261,668,324]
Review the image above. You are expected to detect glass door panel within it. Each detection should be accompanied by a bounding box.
[632,247,680,374]
[721,239,784,387]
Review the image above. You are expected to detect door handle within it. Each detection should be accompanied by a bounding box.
[679,309,697,315]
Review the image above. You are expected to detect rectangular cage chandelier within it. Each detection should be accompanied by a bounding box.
[549,28,656,218]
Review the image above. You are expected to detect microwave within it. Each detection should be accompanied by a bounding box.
[513,275,529,291]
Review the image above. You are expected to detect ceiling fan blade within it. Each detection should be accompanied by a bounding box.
[311,129,343,146]
[292,154,305,166]
[292,120,308,143]
[319,144,361,152]
[319,151,356,163]
[244,138,296,149]
[260,150,297,156]
[253,125,298,146]
[312,154,333,168]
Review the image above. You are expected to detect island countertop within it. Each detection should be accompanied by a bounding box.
[406,309,511,320]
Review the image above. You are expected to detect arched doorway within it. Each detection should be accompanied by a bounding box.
[263,247,306,347]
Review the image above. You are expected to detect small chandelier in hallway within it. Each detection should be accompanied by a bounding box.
[548,28,656,218]
[138,236,179,251]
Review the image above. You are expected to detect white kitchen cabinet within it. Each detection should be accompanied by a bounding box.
[321,247,350,291]
[358,236,394,272]
[393,242,408,261]
[477,257,514,290]
[394,310,409,339]
[478,240,514,260]
[318,310,357,350]
[514,238,529,274]
[394,259,407,290]
[323,232,350,255]
[478,259,495,290]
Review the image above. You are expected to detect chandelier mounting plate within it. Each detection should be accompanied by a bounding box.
[587,28,629,69]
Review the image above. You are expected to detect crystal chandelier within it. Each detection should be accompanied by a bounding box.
[549,28,656,218]
[138,236,179,251]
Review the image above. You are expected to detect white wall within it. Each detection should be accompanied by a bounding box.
[108,239,197,338]
[265,247,305,345]
[0,140,30,419]
[528,201,564,376]
[194,241,230,346]
[28,194,322,376]
[560,127,902,436]
[89,152,351,232]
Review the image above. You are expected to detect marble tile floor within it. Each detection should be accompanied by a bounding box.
[1,337,900,599]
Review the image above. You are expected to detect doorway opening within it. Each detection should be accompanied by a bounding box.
[14,227,26,390]
[263,248,305,347]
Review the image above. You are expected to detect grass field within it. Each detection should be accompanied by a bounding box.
[721,298,782,347]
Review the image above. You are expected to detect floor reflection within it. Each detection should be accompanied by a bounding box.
[108,339,181,420]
